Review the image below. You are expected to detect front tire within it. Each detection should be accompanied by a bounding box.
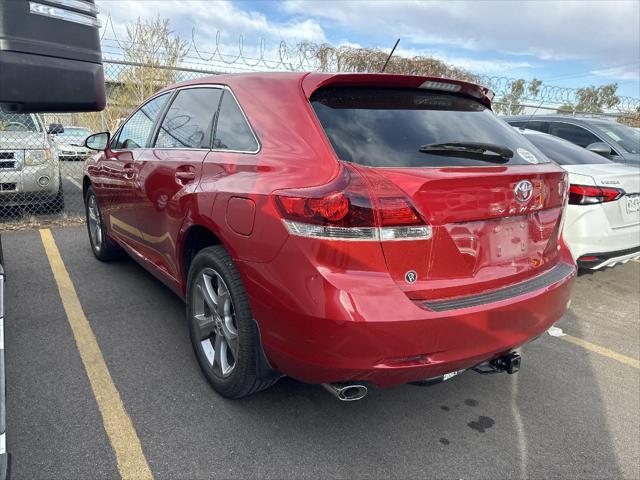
[84,185,120,261]
[187,246,278,399]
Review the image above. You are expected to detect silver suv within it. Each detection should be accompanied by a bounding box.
[0,110,63,211]
[503,115,640,166]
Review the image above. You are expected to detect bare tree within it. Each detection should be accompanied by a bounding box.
[79,17,188,133]
[299,42,478,82]
[121,17,189,102]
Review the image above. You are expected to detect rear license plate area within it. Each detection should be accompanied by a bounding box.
[625,194,640,214]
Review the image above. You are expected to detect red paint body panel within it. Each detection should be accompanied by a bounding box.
[85,72,576,388]
[226,197,256,236]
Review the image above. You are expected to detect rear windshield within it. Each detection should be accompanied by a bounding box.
[310,87,550,167]
[523,133,614,165]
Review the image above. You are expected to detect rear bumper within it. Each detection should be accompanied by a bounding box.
[239,240,576,388]
[564,203,640,268]
[577,246,640,270]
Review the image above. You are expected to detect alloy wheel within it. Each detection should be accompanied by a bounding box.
[192,268,239,378]
[87,194,102,251]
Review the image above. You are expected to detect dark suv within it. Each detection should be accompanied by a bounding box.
[503,115,640,166]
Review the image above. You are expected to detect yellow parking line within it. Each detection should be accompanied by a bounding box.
[560,334,640,370]
[40,229,153,480]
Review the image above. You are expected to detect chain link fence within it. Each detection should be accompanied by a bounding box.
[0,60,212,231]
[1,56,639,231]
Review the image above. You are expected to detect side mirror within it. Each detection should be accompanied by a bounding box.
[47,123,64,135]
[586,142,612,157]
[85,131,110,151]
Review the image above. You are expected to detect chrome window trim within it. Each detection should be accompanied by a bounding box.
[170,84,261,154]
[112,84,261,155]
[213,86,261,155]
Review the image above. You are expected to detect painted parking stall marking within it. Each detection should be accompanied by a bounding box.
[39,228,153,480]
[561,334,640,369]
[548,326,639,369]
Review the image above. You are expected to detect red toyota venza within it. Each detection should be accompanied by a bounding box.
[82,73,576,401]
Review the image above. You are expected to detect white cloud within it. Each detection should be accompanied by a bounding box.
[283,0,640,66]
[592,65,640,82]
[98,0,326,61]
[96,0,639,82]
[394,47,535,74]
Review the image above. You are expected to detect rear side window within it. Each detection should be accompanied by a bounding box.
[115,93,170,149]
[155,88,222,149]
[213,91,258,152]
[311,87,549,167]
[524,134,613,165]
[548,122,600,148]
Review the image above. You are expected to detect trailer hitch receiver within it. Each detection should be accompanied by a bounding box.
[473,352,521,375]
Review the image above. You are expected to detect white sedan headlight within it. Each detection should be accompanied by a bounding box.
[24,149,51,166]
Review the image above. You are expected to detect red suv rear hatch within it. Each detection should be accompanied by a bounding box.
[309,84,569,301]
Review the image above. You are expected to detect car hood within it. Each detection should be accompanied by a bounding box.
[0,131,48,150]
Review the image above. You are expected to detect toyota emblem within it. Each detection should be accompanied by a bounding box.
[514,180,533,203]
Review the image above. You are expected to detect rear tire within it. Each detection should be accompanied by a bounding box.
[187,245,278,399]
[84,185,120,261]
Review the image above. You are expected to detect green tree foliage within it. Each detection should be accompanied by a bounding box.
[494,78,543,115]
[556,83,621,115]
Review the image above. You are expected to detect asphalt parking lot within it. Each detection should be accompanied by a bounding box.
[58,161,85,216]
[2,226,639,479]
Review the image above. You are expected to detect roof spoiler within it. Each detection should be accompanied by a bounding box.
[302,73,495,108]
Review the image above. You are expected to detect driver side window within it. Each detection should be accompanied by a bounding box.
[113,93,170,149]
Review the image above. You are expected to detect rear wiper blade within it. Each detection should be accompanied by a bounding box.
[419,142,514,161]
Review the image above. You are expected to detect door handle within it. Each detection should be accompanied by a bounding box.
[175,170,196,182]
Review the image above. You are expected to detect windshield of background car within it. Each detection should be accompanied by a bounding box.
[524,133,614,165]
[310,87,551,167]
[59,127,90,138]
[592,122,640,154]
[0,111,41,132]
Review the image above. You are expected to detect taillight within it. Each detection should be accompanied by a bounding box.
[274,163,432,241]
[568,184,625,205]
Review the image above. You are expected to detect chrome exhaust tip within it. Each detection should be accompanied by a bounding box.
[321,383,368,401]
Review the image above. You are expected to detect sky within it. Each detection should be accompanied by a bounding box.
[96,0,640,98]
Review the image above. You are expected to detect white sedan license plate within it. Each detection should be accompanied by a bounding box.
[626,195,640,214]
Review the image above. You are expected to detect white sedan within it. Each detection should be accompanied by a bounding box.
[519,129,640,270]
